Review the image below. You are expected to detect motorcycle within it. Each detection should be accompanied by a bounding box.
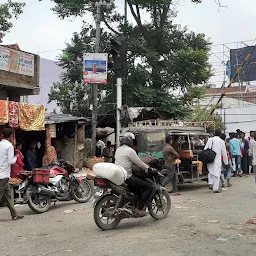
[18,160,93,213]
[93,170,171,230]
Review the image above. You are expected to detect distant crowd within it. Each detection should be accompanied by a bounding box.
[225,130,255,176]
[205,129,256,193]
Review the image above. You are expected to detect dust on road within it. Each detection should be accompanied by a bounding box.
[0,176,255,256]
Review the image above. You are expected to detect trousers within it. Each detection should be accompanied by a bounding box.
[241,154,248,174]
[0,178,17,218]
[126,175,153,207]
[208,173,220,191]
[232,155,241,174]
[161,164,178,192]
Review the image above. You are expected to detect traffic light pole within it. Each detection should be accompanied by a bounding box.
[115,0,127,148]
[116,77,122,148]
[91,3,101,156]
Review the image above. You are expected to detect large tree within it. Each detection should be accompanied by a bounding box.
[48,0,212,119]
[0,0,25,33]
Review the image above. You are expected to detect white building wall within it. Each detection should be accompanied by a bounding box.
[216,106,256,135]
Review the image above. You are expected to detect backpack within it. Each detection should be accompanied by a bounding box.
[198,138,216,164]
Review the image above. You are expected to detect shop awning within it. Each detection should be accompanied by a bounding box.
[45,114,90,125]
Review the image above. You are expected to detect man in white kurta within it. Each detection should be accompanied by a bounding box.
[204,131,228,193]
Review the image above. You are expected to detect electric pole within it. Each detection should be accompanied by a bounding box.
[91,2,102,156]
[115,0,128,148]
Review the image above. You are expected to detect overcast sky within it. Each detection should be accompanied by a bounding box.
[2,0,256,85]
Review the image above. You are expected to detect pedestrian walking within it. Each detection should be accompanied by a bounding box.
[229,133,242,176]
[205,130,228,193]
[240,132,249,175]
[0,128,24,220]
[248,131,255,174]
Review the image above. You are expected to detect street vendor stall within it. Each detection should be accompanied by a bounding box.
[0,100,45,204]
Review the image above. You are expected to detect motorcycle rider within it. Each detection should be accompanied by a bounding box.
[115,132,153,216]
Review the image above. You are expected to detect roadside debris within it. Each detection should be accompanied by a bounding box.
[64,209,77,214]
[246,216,256,224]
[208,220,219,224]
[217,237,229,242]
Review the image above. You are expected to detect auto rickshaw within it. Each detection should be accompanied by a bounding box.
[168,131,209,184]
[123,121,211,191]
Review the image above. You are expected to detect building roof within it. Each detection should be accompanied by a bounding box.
[200,96,256,109]
[206,86,247,94]
[45,113,90,124]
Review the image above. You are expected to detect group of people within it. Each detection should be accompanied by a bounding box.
[10,140,57,179]
[229,130,256,176]
[10,140,37,178]
[205,130,256,193]
[0,128,59,221]
[0,128,24,220]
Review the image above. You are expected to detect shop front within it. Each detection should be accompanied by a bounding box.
[0,100,45,203]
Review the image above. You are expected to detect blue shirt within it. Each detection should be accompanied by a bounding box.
[229,138,241,156]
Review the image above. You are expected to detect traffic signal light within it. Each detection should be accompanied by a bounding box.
[109,37,126,74]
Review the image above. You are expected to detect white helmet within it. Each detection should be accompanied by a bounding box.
[120,132,135,147]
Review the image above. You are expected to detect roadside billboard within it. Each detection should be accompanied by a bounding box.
[83,53,108,84]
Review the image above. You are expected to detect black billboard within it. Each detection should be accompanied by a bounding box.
[230,46,256,82]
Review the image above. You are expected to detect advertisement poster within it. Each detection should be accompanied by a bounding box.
[0,46,34,77]
[83,53,108,84]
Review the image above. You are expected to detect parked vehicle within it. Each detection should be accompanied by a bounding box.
[123,120,212,191]
[93,170,171,230]
[18,160,93,213]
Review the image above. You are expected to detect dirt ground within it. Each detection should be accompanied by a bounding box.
[0,175,255,256]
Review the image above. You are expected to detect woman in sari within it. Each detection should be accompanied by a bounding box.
[42,146,57,166]
[11,143,24,178]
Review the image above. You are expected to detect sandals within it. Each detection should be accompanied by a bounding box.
[12,215,24,221]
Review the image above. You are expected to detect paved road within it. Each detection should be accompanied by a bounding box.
[0,176,256,256]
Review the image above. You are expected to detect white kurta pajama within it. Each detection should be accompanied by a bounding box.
[204,136,228,191]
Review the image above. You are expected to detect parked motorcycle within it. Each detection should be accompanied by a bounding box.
[18,160,93,213]
[93,170,171,230]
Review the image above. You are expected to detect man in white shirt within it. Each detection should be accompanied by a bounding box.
[0,128,24,220]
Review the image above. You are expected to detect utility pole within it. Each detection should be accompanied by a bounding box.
[91,2,102,156]
[115,0,128,148]
[116,77,122,148]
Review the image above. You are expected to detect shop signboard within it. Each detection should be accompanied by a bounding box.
[0,46,34,77]
[83,53,108,84]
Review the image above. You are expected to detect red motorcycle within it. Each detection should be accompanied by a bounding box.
[18,160,93,213]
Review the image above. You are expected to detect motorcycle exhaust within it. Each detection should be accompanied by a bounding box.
[37,187,55,197]
[119,208,133,217]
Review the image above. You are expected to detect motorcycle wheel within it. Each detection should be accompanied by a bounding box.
[94,195,121,230]
[148,190,171,220]
[27,193,51,214]
[71,179,93,203]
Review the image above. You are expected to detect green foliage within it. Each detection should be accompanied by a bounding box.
[187,105,225,133]
[48,0,212,119]
[0,0,25,32]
